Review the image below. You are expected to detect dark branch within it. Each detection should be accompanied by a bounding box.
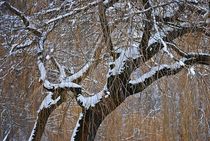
[98,1,115,60]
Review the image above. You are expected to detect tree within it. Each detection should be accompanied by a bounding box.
[0,0,210,141]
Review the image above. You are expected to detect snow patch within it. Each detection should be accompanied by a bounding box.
[50,48,54,53]
[59,81,81,88]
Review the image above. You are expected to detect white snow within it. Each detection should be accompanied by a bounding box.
[59,81,81,88]
[46,1,101,25]
[38,92,60,112]
[0,1,5,6]
[43,80,53,89]
[129,64,168,84]
[188,66,196,76]
[37,60,46,82]
[59,66,66,80]
[188,52,210,56]
[10,38,34,54]
[28,121,37,141]
[179,60,185,66]
[38,36,45,51]
[206,18,210,24]
[50,48,54,53]
[67,62,91,81]
[103,0,109,5]
[152,10,174,58]
[3,129,10,141]
[109,45,139,76]
[129,59,186,85]
[46,55,50,60]
[71,112,84,141]
[43,80,81,90]
[77,91,104,109]
[148,27,171,46]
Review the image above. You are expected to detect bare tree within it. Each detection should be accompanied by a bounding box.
[0,0,210,141]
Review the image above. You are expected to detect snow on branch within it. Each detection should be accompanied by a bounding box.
[45,0,103,25]
[67,61,92,82]
[129,53,210,94]
[144,22,205,62]
[109,45,140,76]
[37,59,47,82]
[3,128,10,141]
[152,6,174,58]
[76,89,110,109]
[1,1,42,36]
[129,59,186,85]
[1,2,29,26]
[10,38,35,54]
[43,80,81,90]
[67,35,103,83]
[71,112,84,141]
[28,92,62,141]
[35,0,75,15]
[50,57,66,81]
[45,0,120,25]
[38,92,60,112]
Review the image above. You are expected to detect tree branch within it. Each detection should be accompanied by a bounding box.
[98,1,115,59]
[129,53,210,94]
[1,1,42,37]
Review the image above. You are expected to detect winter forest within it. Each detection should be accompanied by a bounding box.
[0,0,210,141]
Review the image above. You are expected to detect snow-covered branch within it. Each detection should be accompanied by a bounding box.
[108,45,140,76]
[50,57,66,81]
[37,59,47,82]
[44,0,120,25]
[143,22,205,61]
[45,0,103,25]
[71,112,84,141]
[10,38,36,54]
[1,1,42,36]
[35,0,75,16]
[76,88,110,109]
[152,8,174,58]
[28,92,64,141]
[67,35,103,83]
[129,53,210,94]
